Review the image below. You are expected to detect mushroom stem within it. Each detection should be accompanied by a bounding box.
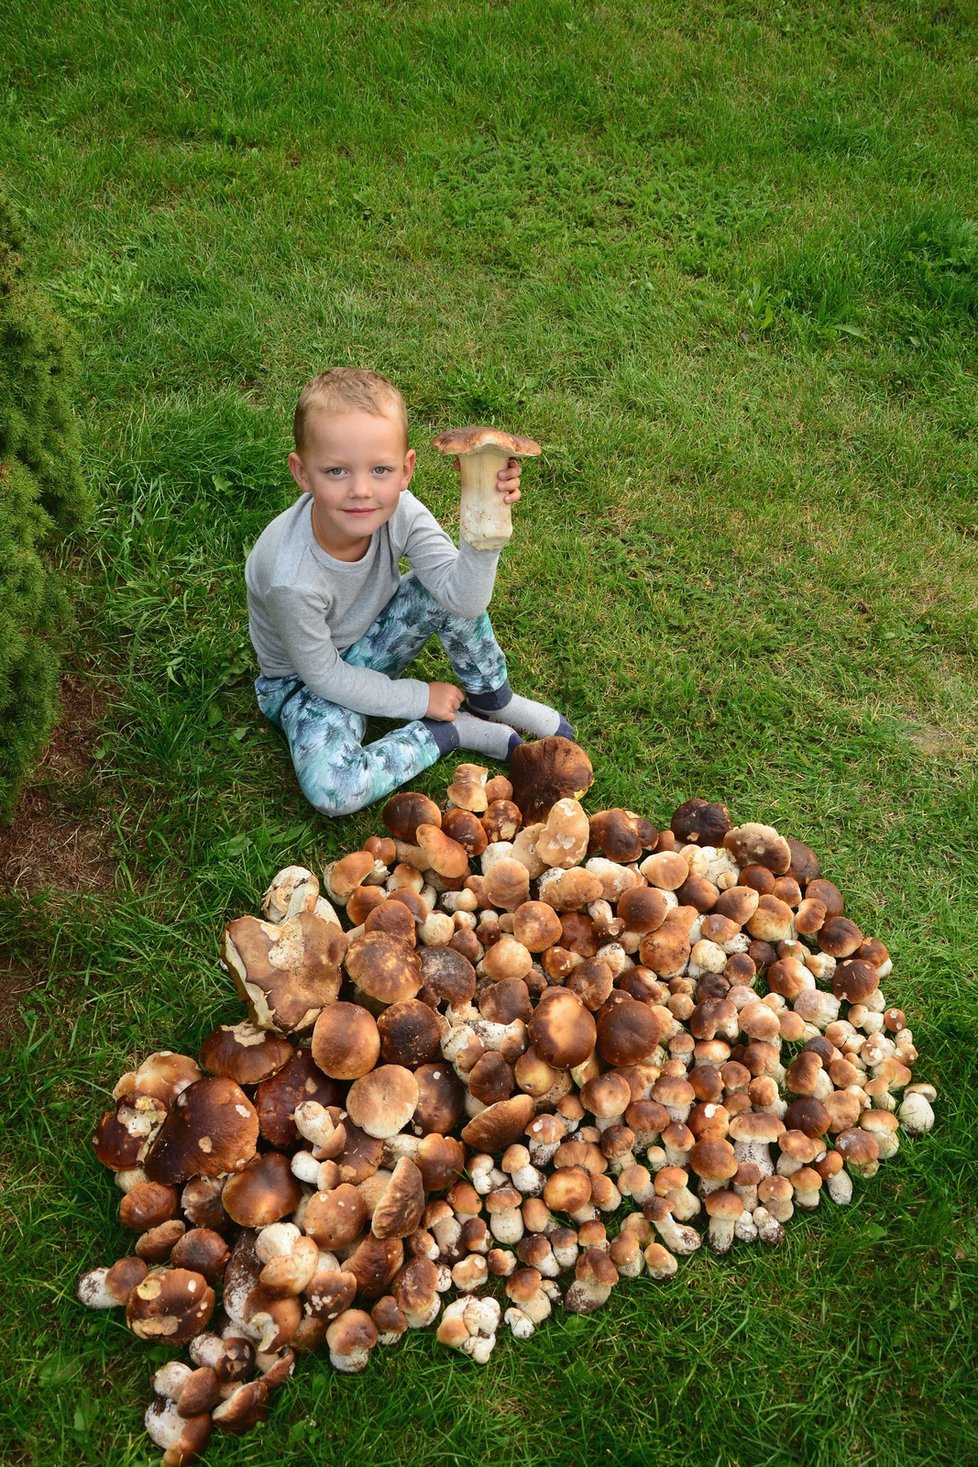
[456,445,516,551]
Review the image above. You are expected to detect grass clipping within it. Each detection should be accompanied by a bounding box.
[78,740,936,1464]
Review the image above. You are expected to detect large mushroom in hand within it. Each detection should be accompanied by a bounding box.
[432,425,541,551]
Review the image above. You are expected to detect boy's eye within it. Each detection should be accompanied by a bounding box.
[324,466,346,476]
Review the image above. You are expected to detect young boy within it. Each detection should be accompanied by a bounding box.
[245,368,574,817]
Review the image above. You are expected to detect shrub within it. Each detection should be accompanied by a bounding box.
[0,183,92,822]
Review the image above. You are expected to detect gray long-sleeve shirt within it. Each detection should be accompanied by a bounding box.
[244,490,501,721]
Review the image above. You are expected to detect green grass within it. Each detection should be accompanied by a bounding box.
[2,0,978,1463]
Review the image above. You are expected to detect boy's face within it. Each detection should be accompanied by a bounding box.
[288,408,416,561]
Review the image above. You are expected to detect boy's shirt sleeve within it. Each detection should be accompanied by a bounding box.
[262,584,430,721]
[396,493,501,616]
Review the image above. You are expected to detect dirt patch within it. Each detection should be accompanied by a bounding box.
[0,958,46,1048]
[0,672,116,896]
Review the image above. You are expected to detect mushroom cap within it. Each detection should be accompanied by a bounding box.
[415,823,471,879]
[222,1152,303,1227]
[222,910,348,1034]
[446,762,490,812]
[143,1077,259,1185]
[126,1267,216,1344]
[461,1093,536,1153]
[255,1046,343,1150]
[509,737,594,823]
[433,425,542,458]
[344,1235,405,1301]
[303,1183,369,1250]
[786,838,821,885]
[596,997,669,1066]
[441,807,489,857]
[588,808,658,863]
[417,945,477,1007]
[528,988,597,1069]
[199,1023,294,1087]
[346,1065,420,1139]
[371,1158,427,1240]
[113,1051,203,1107]
[535,798,591,869]
[617,886,670,934]
[670,799,731,847]
[345,931,423,1006]
[831,958,880,1003]
[723,823,792,874]
[311,1002,382,1079]
[170,1228,231,1284]
[376,1000,443,1069]
[325,850,376,903]
[411,1063,466,1137]
[382,791,441,842]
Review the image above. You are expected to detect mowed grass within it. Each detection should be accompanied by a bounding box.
[2,1,978,1463]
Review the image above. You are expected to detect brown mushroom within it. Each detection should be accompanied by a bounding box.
[433,425,542,550]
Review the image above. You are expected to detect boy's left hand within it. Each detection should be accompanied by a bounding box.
[495,456,522,505]
[452,456,522,504]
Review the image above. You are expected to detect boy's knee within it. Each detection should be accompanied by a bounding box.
[296,759,373,819]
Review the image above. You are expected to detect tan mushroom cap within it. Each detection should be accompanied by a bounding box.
[345,931,423,1006]
[723,823,792,874]
[112,1051,203,1107]
[371,1158,427,1240]
[311,1002,381,1080]
[221,1152,303,1228]
[126,1267,216,1344]
[415,824,470,879]
[528,989,597,1069]
[325,850,376,903]
[461,1093,536,1153]
[222,909,348,1034]
[344,1234,405,1301]
[617,886,669,934]
[588,808,658,863]
[640,851,690,891]
[433,424,542,458]
[304,1183,369,1250]
[535,798,591,869]
[346,1065,420,1139]
[446,762,490,813]
[144,1077,260,1185]
[484,858,531,911]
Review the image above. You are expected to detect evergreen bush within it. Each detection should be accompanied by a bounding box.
[0,183,92,822]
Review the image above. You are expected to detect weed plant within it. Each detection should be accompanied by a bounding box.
[1,2,977,1464]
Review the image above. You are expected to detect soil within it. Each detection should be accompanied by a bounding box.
[0,672,116,1045]
[0,672,116,897]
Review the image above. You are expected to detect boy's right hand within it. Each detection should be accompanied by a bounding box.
[426,682,465,720]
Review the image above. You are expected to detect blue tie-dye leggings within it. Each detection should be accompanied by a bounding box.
[254,573,508,817]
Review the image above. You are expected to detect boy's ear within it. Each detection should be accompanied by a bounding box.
[401,447,417,490]
[288,451,309,492]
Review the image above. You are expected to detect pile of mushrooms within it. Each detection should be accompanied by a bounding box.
[77,738,936,1466]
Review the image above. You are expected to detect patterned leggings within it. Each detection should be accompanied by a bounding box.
[255,573,508,817]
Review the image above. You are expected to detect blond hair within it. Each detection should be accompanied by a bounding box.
[293,367,408,452]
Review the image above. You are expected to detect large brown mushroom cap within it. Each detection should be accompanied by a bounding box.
[670,799,731,846]
[346,1065,420,1139]
[199,1023,294,1087]
[345,932,423,1006]
[433,425,542,458]
[371,1158,426,1240]
[254,1046,343,1150]
[528,989,596,1069]
[723,823,792,875]
[222,910,348,1035]
[126,1267,216,1343]
[311,1002,382,1079]
[509,737,594,823]
[588,808,657,863]
[382,791,441,842]
[461,1093,536,1153]
[221,1152,303,1228]
[144,1077,259,1185]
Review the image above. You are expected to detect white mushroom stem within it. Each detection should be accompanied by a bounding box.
[752,1206,785,1246]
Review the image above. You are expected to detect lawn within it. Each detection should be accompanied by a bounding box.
[2,1,977,1463]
